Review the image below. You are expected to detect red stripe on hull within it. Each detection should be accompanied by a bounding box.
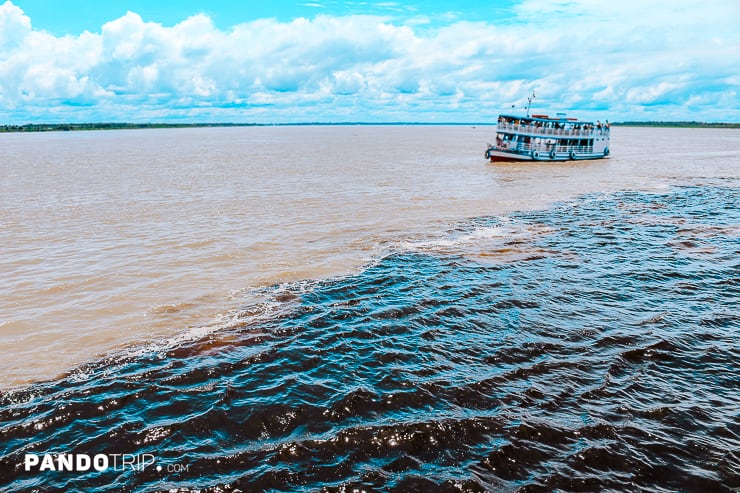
[488,154,530,162]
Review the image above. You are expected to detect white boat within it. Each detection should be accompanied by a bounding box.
[485,95,610,162]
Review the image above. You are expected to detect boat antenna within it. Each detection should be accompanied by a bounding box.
[525,90,536,117]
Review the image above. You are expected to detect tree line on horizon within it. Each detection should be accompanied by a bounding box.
[0,122,263,132]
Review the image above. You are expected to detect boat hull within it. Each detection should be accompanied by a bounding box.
[485,148,609,162]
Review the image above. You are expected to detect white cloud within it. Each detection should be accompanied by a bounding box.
[0,0,30,51]
[0,0,738,122]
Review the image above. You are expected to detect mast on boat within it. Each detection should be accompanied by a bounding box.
[525,90,535,118]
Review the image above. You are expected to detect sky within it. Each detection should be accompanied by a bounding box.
[1,0,738,123]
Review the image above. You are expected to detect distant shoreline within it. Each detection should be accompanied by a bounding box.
[1,121,739,133]
[611,121,740,128]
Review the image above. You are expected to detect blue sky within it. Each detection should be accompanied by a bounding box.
[7,1,515,34]
[1,0,738,123]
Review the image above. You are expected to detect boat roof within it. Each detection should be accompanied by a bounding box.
[499,114,596,125]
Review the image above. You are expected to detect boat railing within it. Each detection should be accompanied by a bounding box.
[496,122,609,137]
[495,143,596,155]
[556,144,594,153]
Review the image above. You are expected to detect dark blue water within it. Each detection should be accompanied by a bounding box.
[1,185,738,492]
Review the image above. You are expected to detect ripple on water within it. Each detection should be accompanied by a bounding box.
[0,185,738,492]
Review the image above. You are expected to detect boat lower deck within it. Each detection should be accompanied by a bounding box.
[486,146,610,162]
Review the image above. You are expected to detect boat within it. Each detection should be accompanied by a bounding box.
[485,94,610,162]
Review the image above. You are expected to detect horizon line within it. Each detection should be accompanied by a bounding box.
[2,121,740,132]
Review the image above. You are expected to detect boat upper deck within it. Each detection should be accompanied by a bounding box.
[497,114,610,138]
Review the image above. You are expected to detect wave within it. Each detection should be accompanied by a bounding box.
[1,185,738,492]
